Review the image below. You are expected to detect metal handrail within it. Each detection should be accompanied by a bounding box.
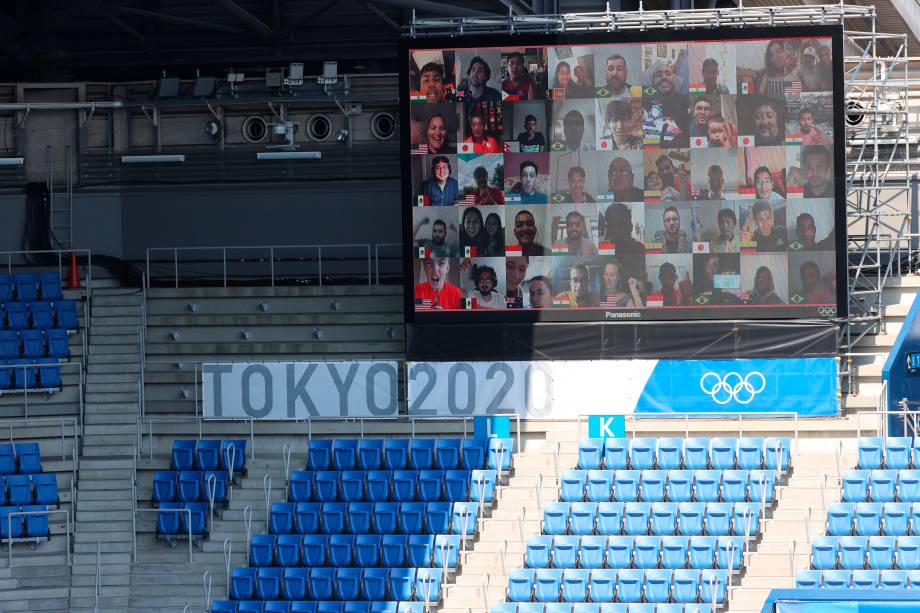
[138,415,257,462]
[804,506,812,544]
[223,537,233,600]
[0,417,79,488]
[203,570,212,612]
[207,473,217,532]
[480,573,490,613]
[857,408,920,438]
[282,443,292,487]
[134,507,193,563]
[6,508,71,567]
[95,540,101,612]
[788,540,797,578]
[535,473,543,509]
[0,361,85,423]
[517,506,526,543]
[242,505,253,566]
[263,474,272,533]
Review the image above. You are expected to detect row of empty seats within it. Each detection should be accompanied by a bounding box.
[811,535,920,570]
[495,605,715,613]
[857,438,920,470]
[0,301,77,331]
[0,473,59,507]
[288,469,496,503]
[0,504,51,539]
[306,438,513,472]
[842,470,920,502]
[0,328,70,359]
[544,502,762,537]
[171,439,247,474]
[577,438,791,472]
[250,533,462,568]
[797,568,920,589]
[212,600,435,613]
[0,443,43,474]
[525,535,746,570]
[826,502,920,536]
[268,501,480,536]
[230,566,444,602]
[156,501,209,537]
[507,568,729,604]
[0,444,56,542]
[152,470,230,505]
[559,470,776,504]
[0,273,65,302]
[0,358,63,391]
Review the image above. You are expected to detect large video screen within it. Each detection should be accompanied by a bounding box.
[401,27,844,323]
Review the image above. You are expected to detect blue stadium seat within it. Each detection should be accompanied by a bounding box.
[579,440,604,470]
[615,471,640,502]
[868,535,896,569]
[152,471,177,504]
[553,535,581,568]
[24,505,48,537]
[55,300,78,330]
[399,502,425,534]
[347,502,373,534]
[366,471,391,502]
[852,569,879,589]
[883,503,909,536]
[155,502,181,537]
[871,470,898,502]
[587,471,614,503]
[0,275,10,302]
[221,439,247,474]
[38,272,62,301]
[571,502,598,535]
[748,470,775,503]
[672,569,700,603]
[822,570,849,589]
[171,440,196,472]
[689,536,716,569]
[843,470,870,502]
[307,440,334,471]
[392,470,418,502]
[363,568,389,600]
[683,439,710,471]
[535,568,563,602]
[545,502,571,535]
[859,438,885,469]
[354,534,380,567]
[597,502,624,535]
[899,471,920,502]
[314,471,340,502]
[0,331,18,360]
[855,503,883,536]
[795,570,822,588]
[704,503,732,536]
[885,438,913,469]
[309,567,335,600]
[911,504,920,536]
[737,438,765,470]
[289,471,314,503]
[182,502,208,535]
[271,502,295,534]
[265,602,291,613]
[667,472,693,503]
[811,536,839,570]
[694,472,721,503]
[357,439,384,470]
[508,569,536,602]
[434,534,461,568]
[656,439,683,471]
[616,569,644,602]
[295,502,321,534]
[470,470,496,503]
[45,329,69,358]
[661,536,689,569]
[20,329,42,359]
[629,439,656,470]
[317,603,343,613]
[36,358,60,388]
[606,536,634,568]
[321,502,347,534]
[444,470,470,501]
[634,536,662,568]
[33,473,58,506]
[897,536,920,569]
[381,534,407,567]
[644,569,672,602]
[678,503,705,536]
[15,443,40,474]
[880,569,909,589]
[561,470,587,502]
[640,471,667,503]
[398,603,423,613]
[293,603,319,613]
[840,536,868,570]
[230,567,257,600]
[764,438,791,472]
[604,439,630,470]
[409,438,436,470]
[416,568,443,603]
[624,502,651,535]
[333,439,358,470]
[716,536,743,570]
[435,439,462,470]
[212,601,238,613]
[452,501,479,536]
[256,567,283,600]
[733,503,761,538]
[335,567,363,601]
[418,470,444,502]
[425,502,451,534]
[488,438,514,472]
[341,471,366,502]
[589,569,617,603]
[699,570,727,604]
[13,274,36,302]
[177,471,202,503]
[709,439,737,470]
[545,604,572,613]
[383,440,409,470]
[328,534,355,567]
[276,534,301,567]
[202,470,227,506]
[650,503,678,536]
[11,359,36,389]
[580,535,606,569]
[7,475,31,506]
[388,567,416,601]
[250,534,276,567]
[462,439,487,470]
[562,568,589,602]
[303,535,327,566]
[720,471,748,503]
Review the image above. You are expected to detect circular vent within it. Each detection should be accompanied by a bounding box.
[371,112,397,140]
[846,100,864,127]
[242,116,268,143]
[307,115,332,141]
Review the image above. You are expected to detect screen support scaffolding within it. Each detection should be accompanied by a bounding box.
[405,3,917,397]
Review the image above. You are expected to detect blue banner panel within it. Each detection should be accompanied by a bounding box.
[588,416,626,438]
[635,357,838,416]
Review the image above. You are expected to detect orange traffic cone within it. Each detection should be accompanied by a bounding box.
[68,252,81,289]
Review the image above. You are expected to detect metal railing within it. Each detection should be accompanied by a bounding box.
[0,416,79,484]
[132,507,193,563]
[6,508,71,566]
[0,361,85,426]
[94,540,101,613]
[137,415,257,462]
[856,408,920,438]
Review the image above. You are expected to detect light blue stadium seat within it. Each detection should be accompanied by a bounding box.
[340,471,366,502]
[597,502,624,535]
[270,502,295,534]
[716,536,743,570]
[385,439,410,470]
[795,570,822,588]
[333,439,358,470]
[436,438,462,470]
[366,471,392,502]
[409,438,436,470]
[362,568,389,600]
[709,439,737,470]
[518,605,544,613]
[392,470,418,502]
[650,502,677,536]
[418,470,444,502]
[616,569,644,602]
[748,470,775,504]
[683,439,710,471]
[694,472,721,504]
[553,535,581,568]
[704,503,732,536]
[345,604,368,613]
[625,605,653,613]
[661,536,688,569]
[699,570,727,604]
[885,438,913,469]
[546,605,572,613]
[897,536,920,569]
[720,471,748,503]
[276,534,301,567]
[494,604,519,613]
[868,535,896,569]
[855,502,883,536]
[689,536,716,569]
[354,534,380,567]
[535,568,563,602]
[667,472,693,503]
[587,471,614,503]
[562,470,588,502]
[589,569,617,603]
[336,567,363,601]
[606,536,634,568]
[672,569,699,602]
[840,536,868,570]
[309,567,336,600]
[821,570,849,589]
[811,536,839,570]
[321,502,347,534]
[444,470,470,501]
[250,534,276,567]
[302,535,327,566]
[426,502,451,534]
[399,502,425,534]
[328,534,354,567]
[408,535,434,567]
[624,502,651,535]
[604,439,630,470]
[615,471,640,503]
[307,440,333,470]
[644,569,672,603]
[508,569,536,602]
[732,503,761,538]
[871,470,898,502]
[461,439,487,470]
[580,535,606,569]
[347,502,373,534]
[231,567,257,600]
[571,502,598,535]
[883,503,909,536]
[640,471,667,503]
[859,438,885,469]
[574,604,600,613]
[634,536,662,569]
[545,502,571,535]
[599,603,628,613]
[434,534,460,568]
[843,471,870,503]
[899,471,920,502]
[656,439,683,471]
[256,567,283,600]
[471,470,497,503]
[314,470,341,501]
[881,569,909,588]
[487,438,514,472]
[451,502,479,536]
[562,569,590,602]
[295,502,321,534]
[579,440,604,470]
[911,504,920,536]
[737,438,765,470]
[678,503,705,536]
[764,438,791,472]
[852,569,879,589]
[398,603,423,613]
[630,439,657,470]
[356,438,384,471]
[152,471,178,504]
[684,606,713,613]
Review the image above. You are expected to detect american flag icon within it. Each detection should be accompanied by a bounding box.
[414,144,429,155]
[461,194,477,205]
[416,299,434,311]
[600,297,620,308]
[785,81,802,95]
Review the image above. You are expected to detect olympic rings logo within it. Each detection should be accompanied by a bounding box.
[818,307,837,318]
[699,371,767,405]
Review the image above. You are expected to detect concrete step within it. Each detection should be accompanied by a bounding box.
[83,423,137,435]
[82,445,138,456]
[85,392,139,403]
[85,413,137,425]
[82,403,139,414]
[90,316,142,326]
[76,499,133,511]
[86,373,142,384]
[88,343,140,354]
[86,363,142,375]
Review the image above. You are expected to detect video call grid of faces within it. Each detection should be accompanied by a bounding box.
[407,37,838,312]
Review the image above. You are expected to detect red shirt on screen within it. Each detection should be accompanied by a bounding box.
[415,281,462,310]
[463,136,501,154]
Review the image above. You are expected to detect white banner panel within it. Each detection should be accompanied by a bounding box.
[202,361,400,419]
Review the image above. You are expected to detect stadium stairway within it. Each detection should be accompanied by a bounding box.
[70,288,144,612]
